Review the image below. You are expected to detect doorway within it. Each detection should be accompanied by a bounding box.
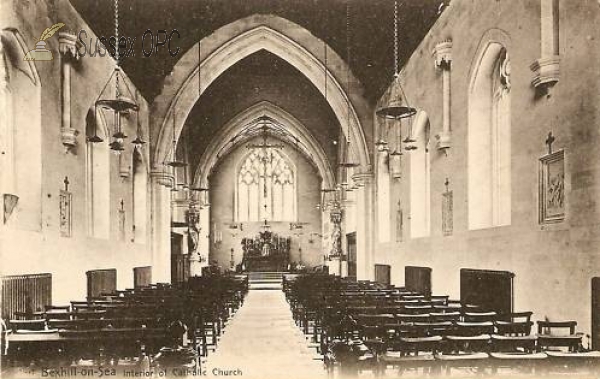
[346,232,357,280]
[171,232,189,283]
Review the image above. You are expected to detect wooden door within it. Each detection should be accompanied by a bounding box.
[346,232,357,279]
[171,233,189,283]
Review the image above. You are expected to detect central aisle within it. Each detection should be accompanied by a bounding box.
[204,290,326,379]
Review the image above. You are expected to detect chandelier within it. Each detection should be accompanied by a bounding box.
[376,0,417,121]
[90,0,141,153]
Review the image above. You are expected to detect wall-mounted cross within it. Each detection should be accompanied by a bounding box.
[444,178,450,192]
[120,199,125,211]
[545,132,555,155]
[63,176,70,192]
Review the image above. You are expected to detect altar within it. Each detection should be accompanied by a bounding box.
[241,230,290,272]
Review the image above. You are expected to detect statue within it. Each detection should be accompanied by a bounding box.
[187,207,205,276]
[187,210,200,255]
[329,206,343,258]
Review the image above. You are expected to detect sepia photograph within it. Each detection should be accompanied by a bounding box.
[1,0,600,378]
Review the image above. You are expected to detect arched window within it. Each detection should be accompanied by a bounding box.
[468,42,511,229]
[132,149,147,243]
[410,112,431,238]
[237,149,296,222]
[377,145,391,243]
[86,108,110,239]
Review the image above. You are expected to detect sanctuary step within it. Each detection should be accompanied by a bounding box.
[248,272,285,290]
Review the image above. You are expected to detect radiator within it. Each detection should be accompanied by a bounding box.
[1,273,52,319]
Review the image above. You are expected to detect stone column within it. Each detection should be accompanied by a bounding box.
[432,40,452,150]
[58,32,79,153]
[353,171,374,281]
[150,169,174,284]
[531,0,560,91]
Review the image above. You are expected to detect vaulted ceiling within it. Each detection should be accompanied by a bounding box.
[70,0,443,182]
[70,0,443,103]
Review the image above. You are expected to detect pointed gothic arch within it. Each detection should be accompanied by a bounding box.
[151,15,372,173]
[194,101,335,190]
[468,30,512,230]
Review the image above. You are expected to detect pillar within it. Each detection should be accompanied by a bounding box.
[58,32,79,153]
[353,171,374,281]
[150,169,173,284]
[432,40,452,150]
[531,0,560,91]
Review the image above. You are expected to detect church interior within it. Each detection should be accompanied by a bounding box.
[1,0,600,377]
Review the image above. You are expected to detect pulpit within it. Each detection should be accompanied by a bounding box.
[241,230,290,272]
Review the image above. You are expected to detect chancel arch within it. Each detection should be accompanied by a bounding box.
[151,15,372,174]
[468,30,512,230]
[194,101,335,191]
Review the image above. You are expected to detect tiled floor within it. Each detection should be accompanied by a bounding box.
[204,290,326,379]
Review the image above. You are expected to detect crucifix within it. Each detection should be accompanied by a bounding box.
[545,132,555,155]
[63,176,70,192]
[444,178,450,192]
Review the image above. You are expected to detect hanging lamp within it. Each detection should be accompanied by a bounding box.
[131,91,146,147]
[166,111,188,167]
[376,0,416,120]
[87,103,104,143]
[94,0,139,154]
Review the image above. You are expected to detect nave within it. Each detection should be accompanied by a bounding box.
[204,290,324,379]
[2,0,600,378]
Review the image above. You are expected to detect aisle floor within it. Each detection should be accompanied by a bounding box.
[204,290,327,379]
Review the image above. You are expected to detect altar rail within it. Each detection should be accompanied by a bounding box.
[1,273,52,319]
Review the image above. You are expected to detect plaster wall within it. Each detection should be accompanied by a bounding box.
[1,0,153,304]
[375,0,600,336]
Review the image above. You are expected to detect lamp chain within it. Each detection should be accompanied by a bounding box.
[345,1,351,152]
[394,0,399,77]
[114,0,120,99]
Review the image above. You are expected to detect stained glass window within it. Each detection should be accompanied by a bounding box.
[237,149,296,222]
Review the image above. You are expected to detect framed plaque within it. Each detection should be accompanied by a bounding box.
[442,190,453,236]
[59,190,72,237]
[539,149,565,224]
